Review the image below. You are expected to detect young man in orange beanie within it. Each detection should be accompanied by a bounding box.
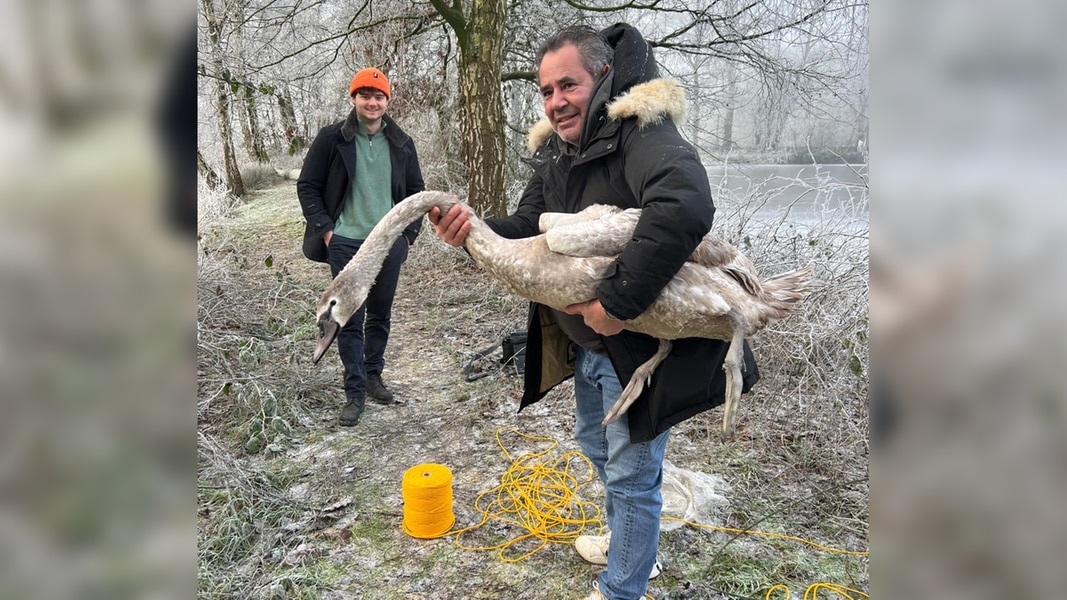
[297,67,425,426]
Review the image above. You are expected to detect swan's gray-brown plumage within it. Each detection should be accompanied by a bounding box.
[539,206,763,296]
[314,190,811,434]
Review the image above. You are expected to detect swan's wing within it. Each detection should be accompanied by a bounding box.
[720,253,765,297]
[627,267,736,340]
[689,234,739,268]
[543,207,754,283]
[544,209,640,257]
[538,204,624,233]
[538,212,571,233]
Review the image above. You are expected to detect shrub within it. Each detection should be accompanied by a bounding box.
[239,163,283,192]
[784,146,866,165]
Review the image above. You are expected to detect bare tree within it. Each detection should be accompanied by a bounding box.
[276,87,306,157]
[238,81,270,163]
[429,0,508,217]
[200,0,245,197]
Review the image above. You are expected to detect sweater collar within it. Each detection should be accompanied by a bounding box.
[341,110,407,147]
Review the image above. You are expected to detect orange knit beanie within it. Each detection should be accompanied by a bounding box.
[349,68,390,99]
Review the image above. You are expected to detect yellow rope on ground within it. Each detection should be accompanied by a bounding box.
[661,517,868,599]
[765,582,869,599]
[449,427,605,562]
[660,516,869,557]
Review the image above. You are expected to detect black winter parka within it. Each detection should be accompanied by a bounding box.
[489,23,759,443]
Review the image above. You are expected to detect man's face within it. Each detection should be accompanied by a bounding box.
[539,44,599,146]
[351,89,388,124]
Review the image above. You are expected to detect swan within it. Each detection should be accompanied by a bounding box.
[312,191,811,434]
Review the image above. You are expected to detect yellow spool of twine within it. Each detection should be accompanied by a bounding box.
[402,463,456,539]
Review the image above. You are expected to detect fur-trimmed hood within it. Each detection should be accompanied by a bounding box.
[526,78,688,153]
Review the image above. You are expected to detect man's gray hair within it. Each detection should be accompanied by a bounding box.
[536,26,614,80]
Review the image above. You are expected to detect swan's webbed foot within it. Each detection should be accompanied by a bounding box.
[602,339,672,426]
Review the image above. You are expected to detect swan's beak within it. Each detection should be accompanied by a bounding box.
[313,314,340,365]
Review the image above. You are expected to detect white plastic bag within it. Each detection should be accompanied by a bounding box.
[659,459,730,531]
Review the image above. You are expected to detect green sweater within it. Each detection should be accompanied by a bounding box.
[334,120,393,240]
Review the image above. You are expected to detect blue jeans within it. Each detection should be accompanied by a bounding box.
[327,234,408,399]
[574,347,670,600]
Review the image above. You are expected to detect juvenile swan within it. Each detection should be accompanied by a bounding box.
[313,191,810,434]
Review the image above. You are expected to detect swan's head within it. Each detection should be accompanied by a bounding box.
[312,295,343,365]
[312,283,369,365]
[310,190,463,364]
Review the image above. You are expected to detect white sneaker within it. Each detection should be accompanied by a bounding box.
[575,533,610,565]
[575,533,662,580]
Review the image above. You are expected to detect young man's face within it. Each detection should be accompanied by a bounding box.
[539,43,600,146]
[351,89,388,124]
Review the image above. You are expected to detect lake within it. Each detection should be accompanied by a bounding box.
[704,163,869,228]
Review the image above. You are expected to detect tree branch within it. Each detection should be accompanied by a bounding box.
[428,0,468,50]
[501,70,536,83]
[560,0,663,12]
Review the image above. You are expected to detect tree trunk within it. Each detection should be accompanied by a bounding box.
[201,0,244,197]
[197,149,222,188]
[455,0,507,218]
[851,89,868,154]
[278,89,305,157]
[241,83,269,163]
[244,84,268,162]
[755,75,788,153]
[238,83,255,163]
[437,32,464,188]
[216,80,245,197]
[721,66,737,151]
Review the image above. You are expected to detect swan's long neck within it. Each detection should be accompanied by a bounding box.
[326,190,549,325]
[324,192,450,315]
[335,188,517,273]
[334,191,454,279]
[328,191,509,310]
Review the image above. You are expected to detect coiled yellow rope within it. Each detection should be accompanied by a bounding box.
[449,427,605,562]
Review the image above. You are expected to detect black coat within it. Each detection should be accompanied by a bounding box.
[489,23,759,442]
[297,111,424,262]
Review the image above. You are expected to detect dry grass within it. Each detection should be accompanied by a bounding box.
[197,176,867,599]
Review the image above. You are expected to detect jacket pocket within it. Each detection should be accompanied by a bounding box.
[538,306,575,393]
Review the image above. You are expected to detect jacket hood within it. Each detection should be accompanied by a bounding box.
[526,78,688,153]
[600,22,659,99]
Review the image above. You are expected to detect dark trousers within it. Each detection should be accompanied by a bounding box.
[326,234,408,399]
